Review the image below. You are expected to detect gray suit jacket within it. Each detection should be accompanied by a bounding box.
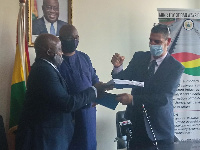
[32,17,67,36]
[112,51,185,142]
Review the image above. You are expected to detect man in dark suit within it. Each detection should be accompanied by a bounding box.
[111,24,185,149]
[32,0,67,36]
[15,34,109,150]
[0,115,8,150]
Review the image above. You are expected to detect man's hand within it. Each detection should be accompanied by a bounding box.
[92,102,98,107]
[111,53,125,67]
[94,82,113,98]
[116,93,133,105]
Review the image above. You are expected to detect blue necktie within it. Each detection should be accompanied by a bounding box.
[148,60,157,78]
[50,23,56,35]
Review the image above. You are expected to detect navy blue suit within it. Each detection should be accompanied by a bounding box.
[58,51,99,150]
[32,17,67,36]
[15,59,96,150]
[112,52,184,146]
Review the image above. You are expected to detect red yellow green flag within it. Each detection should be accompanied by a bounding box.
[9,2,30,129]
[172,52,200,76]
[32,0,38,20]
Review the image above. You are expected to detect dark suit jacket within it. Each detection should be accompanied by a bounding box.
[15,59,96,150]
[0,115,8,150]
[32,17,67,36]
[112,51,185,143]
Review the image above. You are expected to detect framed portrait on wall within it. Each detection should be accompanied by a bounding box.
[28,0,72,46]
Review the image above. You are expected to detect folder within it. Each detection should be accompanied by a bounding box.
[95,93,118,110]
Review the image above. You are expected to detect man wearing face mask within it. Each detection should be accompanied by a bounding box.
[58,24,100,150]
[111,24,185,149]
[15,34,110,150]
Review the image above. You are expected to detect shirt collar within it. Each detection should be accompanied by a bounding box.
[41,58,59,72]
[151,52,168,66]
[43,16,58,34]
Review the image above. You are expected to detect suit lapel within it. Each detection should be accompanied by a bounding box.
[40,17,48,33]
[154,53,171,79]
[39,59,67,89]
[143,52,151,70]
[55,69,67,89]
[56,20,60,36]
[141,52,151,80]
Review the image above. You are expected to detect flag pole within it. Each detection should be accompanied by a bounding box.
[9,0,28,131]
[8,1,28,150]
[18,0,30,84]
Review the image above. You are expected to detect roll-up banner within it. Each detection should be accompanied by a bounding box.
[158,8,200,141]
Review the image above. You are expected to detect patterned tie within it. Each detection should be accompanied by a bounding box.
[50,23,56,35]
[148,60,157,78]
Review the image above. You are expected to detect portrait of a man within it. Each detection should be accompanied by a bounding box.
[29,0,71,45]
[32,0,67,36]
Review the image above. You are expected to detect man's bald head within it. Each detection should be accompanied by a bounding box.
[59,24,79,54]
[34,33,60,59]
[59,24,78,40]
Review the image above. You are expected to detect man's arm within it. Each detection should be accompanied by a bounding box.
[119,60,185,108]
[134,64,184,108]
[35,65,96,112]
[115,55,185,108]
[111,53,140,81]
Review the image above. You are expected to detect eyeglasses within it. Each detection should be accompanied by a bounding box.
[45,5,59,11]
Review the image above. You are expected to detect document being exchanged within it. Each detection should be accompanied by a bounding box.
[95,79,144,110]
[95,93,118,110]
[106,79,144,89]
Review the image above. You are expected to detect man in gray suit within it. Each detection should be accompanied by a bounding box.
[32,0,67,36]
[112,24,185,149]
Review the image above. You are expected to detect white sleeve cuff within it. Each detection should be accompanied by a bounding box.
[112,64,123,74]
[91,86,97,98]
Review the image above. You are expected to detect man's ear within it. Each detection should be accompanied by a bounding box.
[47,49,56,57]
[47,50,51,56]
[167,38,171,46]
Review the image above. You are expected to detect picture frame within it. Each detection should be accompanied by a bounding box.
[28,0,72,46]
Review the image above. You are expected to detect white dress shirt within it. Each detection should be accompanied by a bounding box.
[43,17,58,34]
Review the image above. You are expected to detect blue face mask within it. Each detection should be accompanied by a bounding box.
[150,45,164,56]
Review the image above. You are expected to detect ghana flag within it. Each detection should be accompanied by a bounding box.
[32,0,38,21]
[172,52,200,76]
[9,1,30,129]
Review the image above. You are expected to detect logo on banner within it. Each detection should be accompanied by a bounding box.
[183,19,194,30]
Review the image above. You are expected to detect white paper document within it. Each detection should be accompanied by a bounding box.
[107,79,144,89]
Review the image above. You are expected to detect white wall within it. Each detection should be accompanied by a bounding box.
[0,0,19,128]
[0,0,198,150]
[72,1,197,149]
